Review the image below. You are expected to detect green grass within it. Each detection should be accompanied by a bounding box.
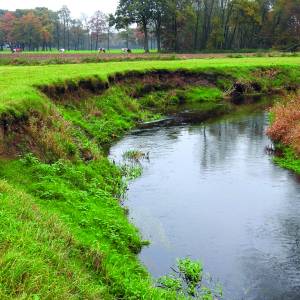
[1,57,300,299]
[139,86,226,114]
[183,86,223,102]
[0,180,110,299]
[0,85,186,299]
[272,146,300,174]
[0,155,179,299]
[1,57,300,118]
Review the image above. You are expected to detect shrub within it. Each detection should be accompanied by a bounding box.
[267,97,300,154]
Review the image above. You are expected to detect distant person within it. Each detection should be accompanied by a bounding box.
[98,48,106,53]
[59,48,65,53]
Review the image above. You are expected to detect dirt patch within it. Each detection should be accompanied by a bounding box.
[39,69,225,103]
[109,69,220,97]
[39,76,109,102]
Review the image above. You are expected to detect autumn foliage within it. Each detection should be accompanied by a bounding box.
[267,97,300,154]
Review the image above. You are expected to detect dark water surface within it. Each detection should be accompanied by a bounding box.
[110,113,300,300]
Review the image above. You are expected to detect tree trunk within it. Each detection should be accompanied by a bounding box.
[157,30,161,52]
[63,21,66,49]
[56,23,60,50]
[67,26,70,50]
[107,28,110,51]
[194,0,201,50]
[143,20,149,53]
[95,33,99,50]
[174,13,178,52]
[155,15,162,52]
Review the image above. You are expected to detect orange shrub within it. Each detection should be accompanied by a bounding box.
[267,97,300,153]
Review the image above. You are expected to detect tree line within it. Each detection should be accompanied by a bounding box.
[1,0,300,52]
[0,6,146,51]
[114,0,300,52]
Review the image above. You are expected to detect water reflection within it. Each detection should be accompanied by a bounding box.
[110,112,300,300]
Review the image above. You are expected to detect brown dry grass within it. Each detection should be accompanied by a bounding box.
[267,95,300,153]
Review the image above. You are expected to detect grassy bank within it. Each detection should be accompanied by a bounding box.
[0,85,183,299]
[1,58,300,299]
[1,57,300,119]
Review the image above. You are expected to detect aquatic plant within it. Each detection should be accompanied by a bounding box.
[158,258,222,299]
[120,163,143,180]
[123,149,149,162]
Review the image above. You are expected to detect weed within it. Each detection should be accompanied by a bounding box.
[123,150,149,162]
[158,258,222,299]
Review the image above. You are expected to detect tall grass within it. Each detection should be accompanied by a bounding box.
[267,97,300,154]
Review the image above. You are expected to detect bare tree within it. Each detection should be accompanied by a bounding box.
[58,5,71,50]
[89,11,107,50]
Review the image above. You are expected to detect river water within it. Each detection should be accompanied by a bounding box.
[110,112,300,300]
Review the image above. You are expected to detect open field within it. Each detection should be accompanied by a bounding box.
[0,51,298,65]
[1,57,300,299]
[1,56,300,118]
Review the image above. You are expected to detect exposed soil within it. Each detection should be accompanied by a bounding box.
[39,77,109,101]
[40,69,229,102]
[110,69,222,97]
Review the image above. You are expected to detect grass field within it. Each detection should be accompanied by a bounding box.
[0,50,299,66]
[1,57,300,118]
[1,57,300,299]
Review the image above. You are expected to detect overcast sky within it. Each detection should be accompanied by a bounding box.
[1,0,119,18]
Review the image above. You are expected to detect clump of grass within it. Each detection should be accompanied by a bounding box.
[123,149,149,162]
[183,87,223,103]
[273,145,300,174]
[120,164,143,180]
[158,257,222,299]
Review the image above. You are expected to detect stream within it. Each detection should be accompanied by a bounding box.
[109,112,300,300]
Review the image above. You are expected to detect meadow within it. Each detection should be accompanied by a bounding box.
[1,57,300,299]
[0,50,298,66]
[1,56,300,118]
